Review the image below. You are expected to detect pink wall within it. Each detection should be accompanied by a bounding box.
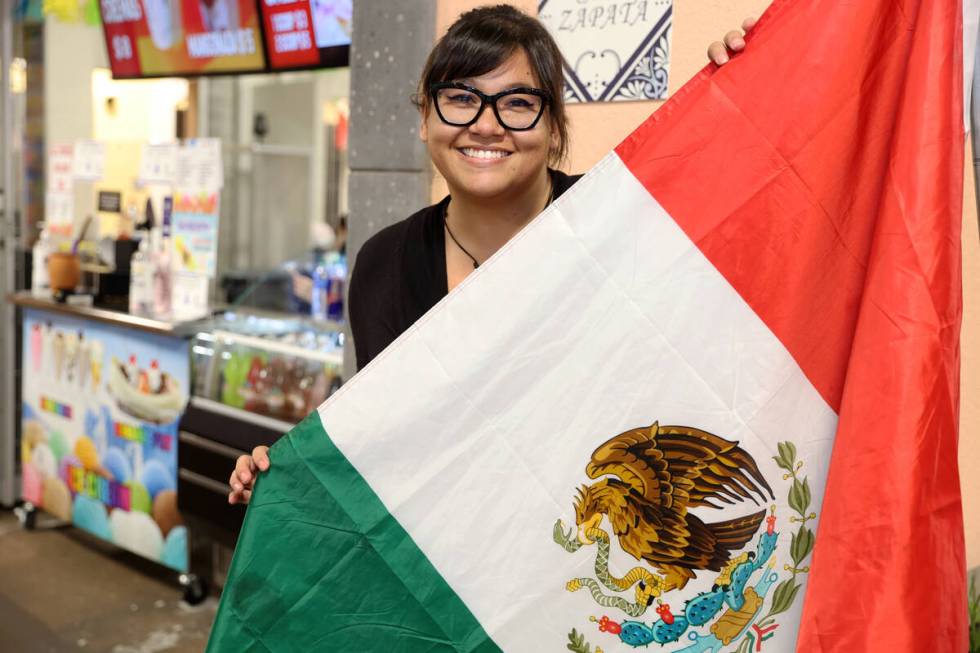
[432,0,980,567]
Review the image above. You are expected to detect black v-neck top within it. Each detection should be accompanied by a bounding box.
[348,169,581,370]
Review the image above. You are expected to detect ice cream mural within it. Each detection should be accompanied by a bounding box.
[20,308,190,572]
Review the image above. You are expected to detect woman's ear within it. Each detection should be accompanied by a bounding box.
[419,105,429,143]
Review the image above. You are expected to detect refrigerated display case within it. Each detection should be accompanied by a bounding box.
[177,309,344,569]
[190,310,343,422]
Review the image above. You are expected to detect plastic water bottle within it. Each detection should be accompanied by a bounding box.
[326,253,346,322]
[311,255,329,321]
[31,225,52,298]
[128,234,152,316]
[152,197,173,320]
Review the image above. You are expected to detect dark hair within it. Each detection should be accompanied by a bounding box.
[415,5,569,165]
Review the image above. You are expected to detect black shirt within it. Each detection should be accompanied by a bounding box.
[348,169,581,370]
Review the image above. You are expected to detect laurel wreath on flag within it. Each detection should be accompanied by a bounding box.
[566,627,602,653]
[730,441,818,653]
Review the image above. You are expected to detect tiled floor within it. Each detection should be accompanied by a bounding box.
[0,509,217,653]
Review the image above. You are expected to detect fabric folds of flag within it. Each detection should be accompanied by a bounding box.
[207,0,970,651]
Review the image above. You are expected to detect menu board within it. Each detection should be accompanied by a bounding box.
[260,0,351,71]
[100,0,267,78]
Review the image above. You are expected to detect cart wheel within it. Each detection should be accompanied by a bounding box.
[179,573,209,605]
[14,502,37,530]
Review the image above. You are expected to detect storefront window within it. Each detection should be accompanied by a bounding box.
[201,69,349,312]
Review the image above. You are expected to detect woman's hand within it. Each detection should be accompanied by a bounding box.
[228,445,270,505]
[707,17,758,65]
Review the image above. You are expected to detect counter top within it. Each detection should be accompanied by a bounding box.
[8,292,203,338]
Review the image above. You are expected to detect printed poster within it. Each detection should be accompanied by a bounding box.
[138,142,179,185]
[46,143,77,237]
[20,308,190,572]
[176,138,223,193]
[538,0,673,102]
[47,143,74,194]
[71,140,106,181]
[172,192,219,277]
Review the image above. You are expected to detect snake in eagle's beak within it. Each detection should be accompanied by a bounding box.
[577,513,603,545]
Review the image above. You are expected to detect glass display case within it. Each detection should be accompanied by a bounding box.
[178,308,345,557]
[189,310,344,425]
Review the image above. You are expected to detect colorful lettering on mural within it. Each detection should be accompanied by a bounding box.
[113,421,174,452]
[68,464,132,511]
[40,396,72,418]
[114,421,145,443]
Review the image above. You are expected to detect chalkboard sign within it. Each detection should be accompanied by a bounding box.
[97,190,122,214]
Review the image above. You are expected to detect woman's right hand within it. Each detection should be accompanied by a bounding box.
[228,446,270,505]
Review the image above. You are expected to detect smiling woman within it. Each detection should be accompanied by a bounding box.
[345,5,581,370]
[414,7,572,290]
[227,3,755,506]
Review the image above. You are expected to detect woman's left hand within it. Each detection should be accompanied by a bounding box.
[707,17,758,65]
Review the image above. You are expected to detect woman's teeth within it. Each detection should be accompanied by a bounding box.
[461,148,509,160]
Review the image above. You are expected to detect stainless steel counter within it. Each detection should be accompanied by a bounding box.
[7,292,203,338]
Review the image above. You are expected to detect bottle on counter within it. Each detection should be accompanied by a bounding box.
[326,251,347,322]
[311,251,329,321]
[141,197,154,231]
[128,232,152,316]
[151,196,173,320]
[31,224,52,298]
[126,200,139,230]
[310,250,347,322]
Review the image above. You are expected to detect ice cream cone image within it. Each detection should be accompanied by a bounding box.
[144,0,177,50]
[30,323,42,373]
[20,420,45,465]
[174,236,196,271]
[89,340,104,390]
[53,331,65,380]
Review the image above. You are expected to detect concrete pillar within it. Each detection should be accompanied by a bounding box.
[1,5,17,506]
[344,0,436,377]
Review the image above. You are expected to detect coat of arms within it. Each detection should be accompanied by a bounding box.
[555,423,817,652]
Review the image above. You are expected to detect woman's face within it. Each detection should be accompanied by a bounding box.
[421,49,557,202]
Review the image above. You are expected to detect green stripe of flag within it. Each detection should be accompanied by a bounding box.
[207,412,500,652]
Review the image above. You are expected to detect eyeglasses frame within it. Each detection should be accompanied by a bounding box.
[428,82,551,131]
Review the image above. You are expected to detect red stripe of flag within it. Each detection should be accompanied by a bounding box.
[616,0,966,649]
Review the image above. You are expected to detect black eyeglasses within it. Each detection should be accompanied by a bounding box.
[429,82,550,131]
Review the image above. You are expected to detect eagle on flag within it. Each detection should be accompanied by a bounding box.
[573,423,775,592]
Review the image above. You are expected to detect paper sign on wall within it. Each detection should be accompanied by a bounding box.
[44,192,74,236]
[171,273,210,321]
[538,0,673,102]
[176,139,223,193]
[72,140,106,180]
[46,143,76,235]
[48,143,74,193]
[138,143,179,185]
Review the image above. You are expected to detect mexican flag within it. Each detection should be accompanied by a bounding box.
[208,0,978,650]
